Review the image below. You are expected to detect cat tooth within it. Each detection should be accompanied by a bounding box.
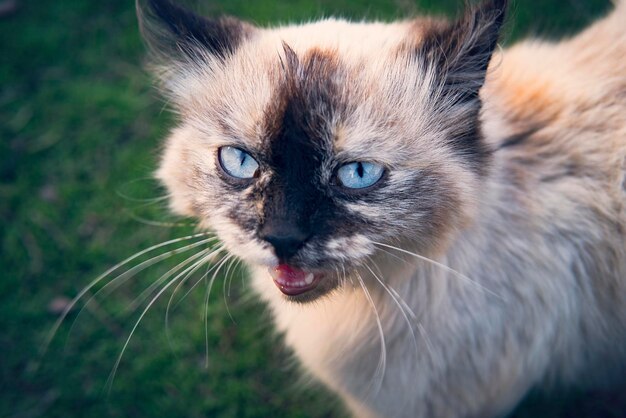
[305,273,314,285]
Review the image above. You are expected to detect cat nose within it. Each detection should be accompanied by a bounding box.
[259,223,309,261]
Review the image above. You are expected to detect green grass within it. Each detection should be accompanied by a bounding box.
[1,0,620,417]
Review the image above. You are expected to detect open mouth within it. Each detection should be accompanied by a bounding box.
[268,264,323,296]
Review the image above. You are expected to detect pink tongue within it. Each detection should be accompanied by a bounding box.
[269,264,316,296]
[273,264,306,281]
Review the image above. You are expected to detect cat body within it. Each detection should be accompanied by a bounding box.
[140,0,626,416]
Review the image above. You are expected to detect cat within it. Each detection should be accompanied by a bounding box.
[137,0,626,416]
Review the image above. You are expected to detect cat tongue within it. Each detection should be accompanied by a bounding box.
[269,264,317,296]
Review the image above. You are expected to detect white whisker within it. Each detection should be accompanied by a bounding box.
[161,249,220,356]
[371,241,503,300]
[168,246,226,312]
[115,178,170,204]
[163,245,225,316]
[363,262,418,354]
[387,287,416,320]
[204,254,233,368]
[222,256,239,324]
[227,258,243,298]
[38,232,212,366]
[164,246,226,343]
[340,263,352,287]
[125,211,197,228]
[417,322,435,359]
[373,246,410,265]
[127,244,218,313]
[356,272,386,396]
[163,251,225,356]
[64,237,216,347]
[105,247,217,392]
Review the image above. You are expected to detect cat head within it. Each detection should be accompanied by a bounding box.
[138,0,507,301]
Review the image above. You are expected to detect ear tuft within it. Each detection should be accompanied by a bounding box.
[420,0,508,104]
[136,0,255,64]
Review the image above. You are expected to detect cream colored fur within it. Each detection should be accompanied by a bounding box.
[154,2,626,417]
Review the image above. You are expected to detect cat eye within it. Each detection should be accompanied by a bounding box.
[218,146,260,179]
[336,161,384,189]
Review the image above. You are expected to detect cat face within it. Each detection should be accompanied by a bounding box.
[142,0,505,301]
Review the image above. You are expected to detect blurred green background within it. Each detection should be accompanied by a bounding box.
[2,0,623,417]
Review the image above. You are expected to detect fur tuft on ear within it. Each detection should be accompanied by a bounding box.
[420,0,508,104]
[136,0,255,64]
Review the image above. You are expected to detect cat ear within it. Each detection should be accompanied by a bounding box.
[136,0,255,65]
[419,0,507,104]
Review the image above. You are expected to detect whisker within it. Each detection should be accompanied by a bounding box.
[105,248,216,393]
[64,237,217,346]
[125,211,198,228]
[38,232,211,366]
[168,246,226,312]
[109,238,215,309]
[165,251,224,351]
[367,258,417,319]
[115,177,169,203]
[340,263,351,287]
[373,246,409,265]
[363,262,418,354]
[164,246,226,344]
[164,246,225,312]
[387,287,416,320]
[417,322,435,359]
[222,256,239,324]
[371,241,503,300]
[227,258,243,298]
[127,244,220,313]
[116,192,170,205]
[356,272,386,396]
[333,266,340,288]
[204,254,233,368]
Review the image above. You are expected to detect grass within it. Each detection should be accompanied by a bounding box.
[1,0,620,417]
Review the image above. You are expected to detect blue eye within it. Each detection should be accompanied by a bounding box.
[336,162,384,189]
[218,146,259,179]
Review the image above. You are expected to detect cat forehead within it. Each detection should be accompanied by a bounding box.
[181,18,440,164]
[182,18,414,111]
[270,19,414,54]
